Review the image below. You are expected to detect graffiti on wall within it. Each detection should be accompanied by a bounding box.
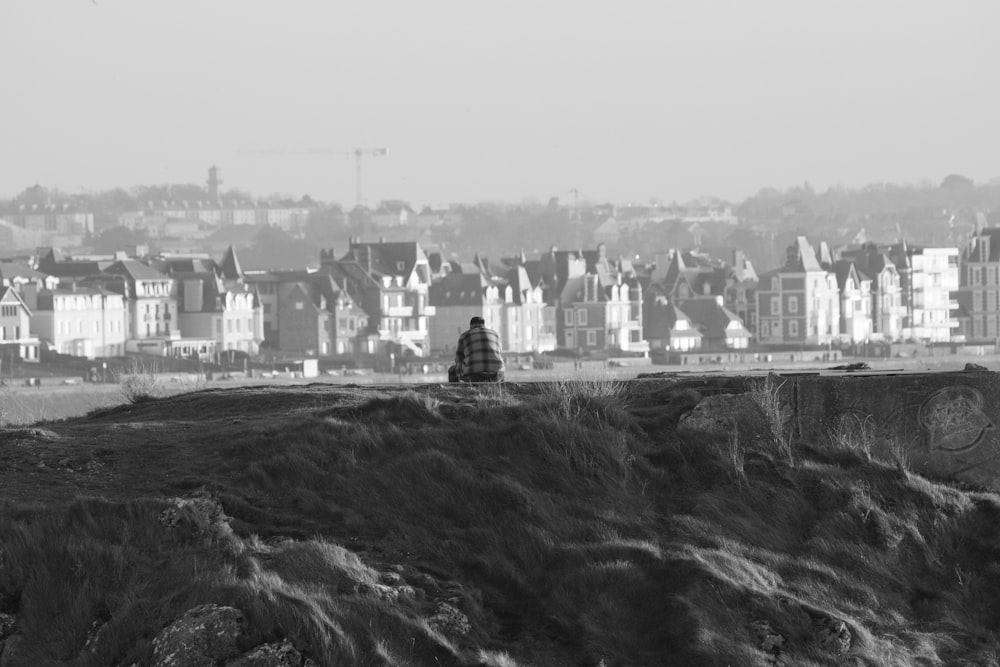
[799,380,999,481]
[917,386,993,454]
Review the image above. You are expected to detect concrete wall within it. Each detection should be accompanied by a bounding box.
[787,370,1000,490]
[660,369,1000,491]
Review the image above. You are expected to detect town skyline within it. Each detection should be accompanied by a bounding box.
[2,1,999,205]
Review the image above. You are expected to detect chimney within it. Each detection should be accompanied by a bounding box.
[785,244,799,269]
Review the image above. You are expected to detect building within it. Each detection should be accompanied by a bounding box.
[723,250,758,339]
[31,286,126,359]
[371,200,415,228]
[958,227,1000,343]
[889,242,960,343]
[839,243,903,342]
[675,296,752,350]
[428,272,504,355]
[244,268,368,357]
[755,236,840,346]
[0,203,94,248]
[101,259,179,351]
[558,271,646,354]
[0,286,40,363]
[321,239,435,357]
[831,259,873,344]
[158,252,263,358]
[643,284,703,353]
[500,262,551,353]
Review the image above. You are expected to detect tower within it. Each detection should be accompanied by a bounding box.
[207,166,223,201]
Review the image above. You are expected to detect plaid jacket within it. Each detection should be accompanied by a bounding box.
[454,326,505,376]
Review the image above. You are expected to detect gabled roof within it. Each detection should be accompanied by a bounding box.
[428,272,490,306]
[36,247,112,278]
[505,265,535,304]
[786,236,823,272]
[153,257,217,275]
[0,285,31,317]
[0,261,46,283]
[645,299,702,341]
[280,281,325,313]
[339,241,425,280]
[559,275,586,305]
[965,227,1000,263]
[832,260,861,291]
[677,297,751,340]
[105,259,171,282]
[219,245,244,280]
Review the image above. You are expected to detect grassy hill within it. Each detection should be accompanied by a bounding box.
[2,377,1000,665]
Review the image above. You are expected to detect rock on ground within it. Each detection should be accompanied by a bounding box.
[151,604,244,667]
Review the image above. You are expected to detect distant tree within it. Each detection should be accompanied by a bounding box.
[941,174,974,191]
[12,184,56,207]
[302,207,348,246]
[169,183,210,200]
[90,187,137,212]
[221,188,254,202]
[90,226,150,254]
[239,226,314,270]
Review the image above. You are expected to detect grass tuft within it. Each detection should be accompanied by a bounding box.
[747,373,794,466]
[114,357,163,404]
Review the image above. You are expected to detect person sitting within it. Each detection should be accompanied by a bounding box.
[448,316,505,383]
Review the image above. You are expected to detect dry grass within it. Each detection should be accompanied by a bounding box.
[747,373,794,465]
[114,357,164,404]
[3,380,1000,665]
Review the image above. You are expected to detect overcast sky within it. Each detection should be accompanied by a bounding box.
[2,1,998,207]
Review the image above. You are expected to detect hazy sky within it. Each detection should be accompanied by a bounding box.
[2,1,998,207]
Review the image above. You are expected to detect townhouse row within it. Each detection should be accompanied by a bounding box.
[1,230,994,367]
[647,235,970,355]
[0,239,642,364]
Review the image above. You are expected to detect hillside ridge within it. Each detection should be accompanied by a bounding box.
[2,378,1000,666]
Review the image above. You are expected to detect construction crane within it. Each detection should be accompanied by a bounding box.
[257,146,389,208]
[347,147,388,209]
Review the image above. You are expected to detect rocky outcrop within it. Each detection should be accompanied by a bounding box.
[427,602,471,637]
[223,639,305,666]
[158,493,234,542]
[676,392,769,441]
[151,604,245,667]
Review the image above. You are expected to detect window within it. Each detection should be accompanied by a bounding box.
[788,320,799,337]
[770,296,780,315]
[586,330,597,346]
[564,309,573,326]
[295,302,304,310]
[788,296,798,313]
[576,309,587,326]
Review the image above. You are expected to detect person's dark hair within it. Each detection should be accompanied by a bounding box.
[470,316,485,327]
